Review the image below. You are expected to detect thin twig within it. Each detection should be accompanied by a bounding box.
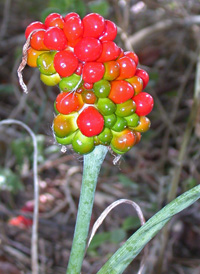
[0,119,39,274]
[86,199,147,274]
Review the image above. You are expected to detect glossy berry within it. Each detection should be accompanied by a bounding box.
[109,80,134,104]
[132,92,154,116]
[30,30,48,51]
[53,113,78,138]
[81,89,97,104]
[56,131,76,146]
[93,79,111,98]
[132,116,151,132]
[25,21,46,39]
[111,129,136,154]
[111,116,127,132]
[83,13,105,38]
[103,61,120,81]
[77,106,104,137]
[97,128,112,145]
[124,113,139,127]
[75,63,83,75]
[104,114,117,128]
[45,13,63,27]
[115,99,136,117]
[49,17,65,29]
[64,16,83,42]
[59,74,81,92]
[82,62,105,83]
[97,41,120,63]
[40,73,61,86]
[64,12,80,22]
[83,82,93,90]
[124,51,139,66]
[37,51,56,75]
[44,27,67,50]
[27,48,45,67]
[99,20,117,42]
[116,56,136,80]
[72,130,94,154]
[55,92,83,114]
[97,98,116,116]
[135,68,149,89]
[54,51,78,77]
[126,76,143,95]
[74,37,102,62]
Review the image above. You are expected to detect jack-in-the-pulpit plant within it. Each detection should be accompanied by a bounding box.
[21,11,155,274]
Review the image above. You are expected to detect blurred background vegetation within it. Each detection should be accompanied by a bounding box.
[0,0,200,273]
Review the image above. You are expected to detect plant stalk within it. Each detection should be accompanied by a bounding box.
[66,145,108,274]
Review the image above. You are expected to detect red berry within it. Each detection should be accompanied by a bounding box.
[25,21,46,39]
[135,68,149,89]
[64,12,80,22]
[99,20,117,42]
[75,63,83,75]
[83,82,93,89]
[132,92,154,116]
[45,13,63,27]
[77,106,104,137]
[74,37,102,62]
[64,16,83,42]
[124,51,139,66]
[55,92,83,114]
[116,56,136,80]
[97,41,120,62]
[82,62,105,83]
[108,80,134,104]
[82,13,105,38]
[44,27,67,50]
[30,30,48,51]
[49,17,65,29]
[54,51,78,77]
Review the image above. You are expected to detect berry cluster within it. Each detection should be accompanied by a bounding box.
[26,12,154,155]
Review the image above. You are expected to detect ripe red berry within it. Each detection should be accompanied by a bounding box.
[25,21,46,39]
[132,92,154,116]
[55,92,83,115]
[49,17,65,29]
[74,37,102,62]
[97,41,120,63]
[116,56,136,80]
[135,68,149,89]
[82,62,105,83]
[82,13,105,38]
[64,16,83,42]
[83,82,93,89]
[64,12,80,22]
[109,80,134,104]
[30,30,48,51]
[54,51,78,77]
[75,63,83,75]
[77,106,104,137]
[45,13,63,27]
[124,51,139,66]
[44,27,68,50]
[99,20,117,42]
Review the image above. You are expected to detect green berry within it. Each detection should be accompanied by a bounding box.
[72,130,95,154]
[104,114,117,128]
[96,98,116,116]
[97,128,112,145]
[53,113,78,138]
[55,131,77,145]
[111,116,127,132]
[124,113,139,127]
[59,74,82,92]
[40,73,61,86]
[93,79,111,98]
[37,51,57,75]
[115,99,136,117]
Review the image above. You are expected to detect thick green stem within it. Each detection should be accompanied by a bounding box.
[66,145,108,274]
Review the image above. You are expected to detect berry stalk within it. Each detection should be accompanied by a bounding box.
[66,145,108,274]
